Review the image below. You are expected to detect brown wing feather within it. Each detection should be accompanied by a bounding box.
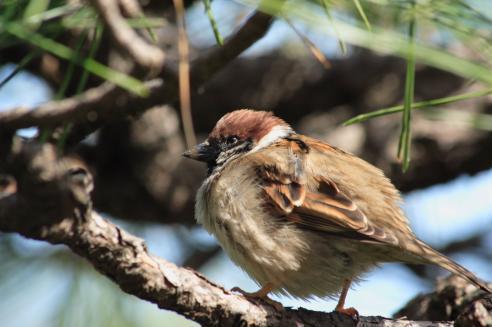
[253,136,491,293]
[255,137,400,246]
[295,177,399,245]
[296,135,413,236]
[260,165,306,213]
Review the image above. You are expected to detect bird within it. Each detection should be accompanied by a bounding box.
[183,109,491,316]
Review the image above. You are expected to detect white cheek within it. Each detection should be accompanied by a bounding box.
[195,175,216,228]
[195,183,208,225]
[251,125,293,152]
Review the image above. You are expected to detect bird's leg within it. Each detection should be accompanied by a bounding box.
[231,282,283,311]
[334,279,359,319]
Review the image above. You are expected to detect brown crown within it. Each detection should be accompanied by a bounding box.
[209,109,290,142]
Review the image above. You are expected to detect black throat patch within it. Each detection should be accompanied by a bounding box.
[207,139,253,175]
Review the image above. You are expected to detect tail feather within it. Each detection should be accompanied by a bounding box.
[405,239,491,293]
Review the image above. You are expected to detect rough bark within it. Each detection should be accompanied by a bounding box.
[396,275,492,326]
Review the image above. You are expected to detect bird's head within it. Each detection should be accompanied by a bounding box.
[183,109,293,173]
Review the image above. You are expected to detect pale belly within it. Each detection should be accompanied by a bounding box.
[195,179,377,299]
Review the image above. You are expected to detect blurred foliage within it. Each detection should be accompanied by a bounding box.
[1,0,492,326]
[1,0,491,165]
[0,231,197,327]
[0,0,150,95]
[239,0,492,170]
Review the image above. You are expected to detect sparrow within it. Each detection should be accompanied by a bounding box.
[184,109,491,315]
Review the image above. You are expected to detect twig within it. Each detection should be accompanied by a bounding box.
[90,0,165,70]
[117,0,158,43]
[285,18,331,69]
[173,0,197,149]
[0,10,275,145]
[190,11,274,87]
[118,0,143,18]
[0,82,118,130]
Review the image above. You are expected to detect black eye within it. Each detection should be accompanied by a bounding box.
[226,136,239,145]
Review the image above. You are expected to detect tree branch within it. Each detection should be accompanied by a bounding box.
[190,11,274,87]
[0,140,463,327]
[395,275,492,325]
[0,82,118,130]
[0,11,274,136]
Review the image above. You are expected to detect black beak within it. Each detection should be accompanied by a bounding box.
[183,142,217,162]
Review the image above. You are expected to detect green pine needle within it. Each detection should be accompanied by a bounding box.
[5,21,149,97]
[0,51,40,90]
[397,4,416,172]
[23,0,50,30]
[76,24,103,94]
[58,25,104,154]
[320,0,347,54]
[343,87,492,125]
[203,0,224,46]
[352,0,372,31]
[55,31,88,100]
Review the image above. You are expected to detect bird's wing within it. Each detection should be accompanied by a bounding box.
[253,136,400,246]
[251,136,492,293]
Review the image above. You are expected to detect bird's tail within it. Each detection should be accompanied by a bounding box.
[406,238,491,293]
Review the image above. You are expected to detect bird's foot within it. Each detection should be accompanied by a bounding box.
[334,279,358,320]
[231,286,284,311]
[335,306,359,320]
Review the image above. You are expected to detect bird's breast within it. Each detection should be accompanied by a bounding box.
[194,164,378,298]
[194,169,310,284]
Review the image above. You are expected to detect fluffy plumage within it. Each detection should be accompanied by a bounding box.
[185,109,491,306]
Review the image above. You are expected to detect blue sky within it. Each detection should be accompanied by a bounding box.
[0,64,53,108]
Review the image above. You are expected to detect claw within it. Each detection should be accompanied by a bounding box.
[335,306,359,320]
[231,284,283,311]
